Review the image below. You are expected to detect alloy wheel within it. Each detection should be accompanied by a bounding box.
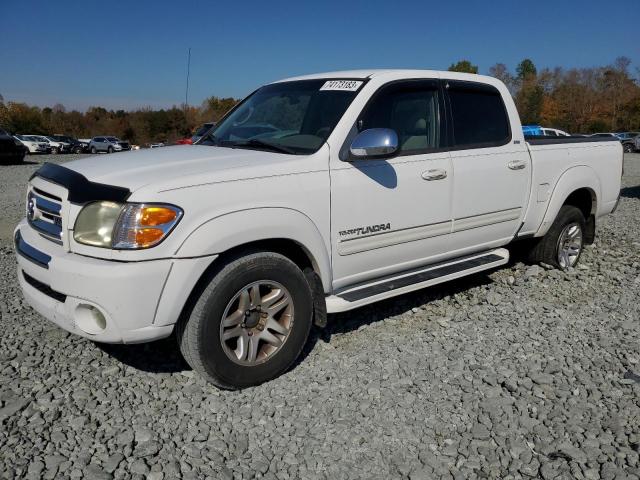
[219,281,294,365]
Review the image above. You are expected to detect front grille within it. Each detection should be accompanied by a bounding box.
[33,187,61,202]
[22,271,66,303]
[27,186,64,244]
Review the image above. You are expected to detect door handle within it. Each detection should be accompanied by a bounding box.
[508,160,527,170]
[421,169,447,181]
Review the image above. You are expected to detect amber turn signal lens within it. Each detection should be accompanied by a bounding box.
[135,228,165,246]
[139,207,177,226]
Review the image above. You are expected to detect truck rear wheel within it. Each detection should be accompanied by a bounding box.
[176,251,313,389]
[528,205,586,270]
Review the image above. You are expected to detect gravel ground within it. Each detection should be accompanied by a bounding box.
[1,153,639,480]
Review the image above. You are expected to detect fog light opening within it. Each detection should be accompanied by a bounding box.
[74,304,107,335]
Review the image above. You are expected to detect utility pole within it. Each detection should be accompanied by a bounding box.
[184,47,191,110]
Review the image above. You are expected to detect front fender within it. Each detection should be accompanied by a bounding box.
[535,165,600,237]
[175,207,332,291]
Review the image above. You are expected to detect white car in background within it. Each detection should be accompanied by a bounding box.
[44,136,71,153]
[14,135,50,154]
[27,135,67,154]
[541,128,570,137]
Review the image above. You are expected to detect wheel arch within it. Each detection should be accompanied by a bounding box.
[535,166,600,241]
[175,207,332,292]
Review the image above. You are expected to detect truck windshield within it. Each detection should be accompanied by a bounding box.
[199,79,364,154]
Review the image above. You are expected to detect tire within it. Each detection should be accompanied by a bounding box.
[107,146,113,154]
[176,251,313,389]
[74,146,82,154]
[90,146,97,154]
[528,205,586,270]
[623,143,634,153]
[51,147,59,154]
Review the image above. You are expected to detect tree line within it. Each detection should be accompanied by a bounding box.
[0,96,238,145]
[450,57,639,133]
[1,57,639,143]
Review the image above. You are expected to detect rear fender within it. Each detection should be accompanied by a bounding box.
[535,165,600,237]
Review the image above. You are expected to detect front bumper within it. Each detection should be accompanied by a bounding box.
[14,221,215,344]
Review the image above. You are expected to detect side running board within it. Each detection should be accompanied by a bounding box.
[325,248,509,313]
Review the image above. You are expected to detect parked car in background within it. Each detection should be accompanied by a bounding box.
[175,138,193,145]
[589,132,638,152]
[51,135,88,154]
[149,142,165,148]
[27,135,66,154]
[616,132,639,153]
[540,128,570,137]
[89,136,131,154]
[191,122,215,143]
[0,129,27,164]
[14,135,50,154]
[25,136,53,153]
[522,125,570,136]
[616,132,639,141]
[590,133,619,138]
[44,136,71,153]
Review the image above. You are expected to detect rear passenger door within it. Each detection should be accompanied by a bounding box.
[445,80,530,251]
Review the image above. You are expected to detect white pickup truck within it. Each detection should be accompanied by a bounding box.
[14,70,622,388]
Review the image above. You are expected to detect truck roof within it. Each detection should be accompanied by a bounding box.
[275,69,503,88]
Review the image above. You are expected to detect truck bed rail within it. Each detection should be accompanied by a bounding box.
[525,135,620,145]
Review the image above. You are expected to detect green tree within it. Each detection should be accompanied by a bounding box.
[514,59,543,124]
[448,60,478,74]
[202,96,238,122]
[4,103,45,133]
[516,59,537,80]
[516,83,545,124]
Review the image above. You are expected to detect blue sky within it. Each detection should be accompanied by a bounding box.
[1,0,638,111]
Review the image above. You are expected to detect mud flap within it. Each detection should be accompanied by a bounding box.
[303,268,327,328]
[585,215,596,245]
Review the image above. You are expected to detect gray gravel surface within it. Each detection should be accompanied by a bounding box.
[1,153,639,480]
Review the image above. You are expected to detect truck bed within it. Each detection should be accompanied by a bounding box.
[519,136,623,238]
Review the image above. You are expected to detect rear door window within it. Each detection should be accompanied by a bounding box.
[446,81,511,149]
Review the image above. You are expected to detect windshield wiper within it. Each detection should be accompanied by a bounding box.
[231,139,297,155]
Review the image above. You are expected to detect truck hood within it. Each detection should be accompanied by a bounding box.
[63,145,297,192]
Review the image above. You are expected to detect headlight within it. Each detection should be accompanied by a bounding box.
[74,202,182,249]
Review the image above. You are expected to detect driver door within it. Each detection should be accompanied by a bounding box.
[329,79,453,290]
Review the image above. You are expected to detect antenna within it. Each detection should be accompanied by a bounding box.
[184,47,191,109]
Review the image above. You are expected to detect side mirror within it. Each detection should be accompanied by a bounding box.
[349,128,399,159]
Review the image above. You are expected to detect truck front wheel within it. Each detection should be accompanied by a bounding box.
[528,205,586,270]
[177,251,313,389]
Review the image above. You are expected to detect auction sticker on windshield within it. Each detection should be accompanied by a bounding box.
[320,80,363,91]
